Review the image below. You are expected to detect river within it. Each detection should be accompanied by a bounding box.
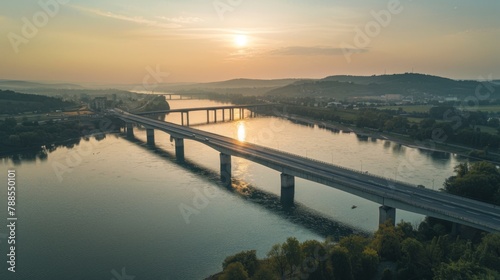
[0,99,466,279]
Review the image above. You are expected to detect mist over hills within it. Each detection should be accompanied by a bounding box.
[1,74,498,100]
[0,80,84,91]
[267,73,500,99]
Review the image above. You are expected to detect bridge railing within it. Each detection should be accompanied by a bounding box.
[260,144,422,189]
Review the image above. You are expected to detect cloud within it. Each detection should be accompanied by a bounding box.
[267,46,368,56]
[156,16,204,24]
[70,5,181,29]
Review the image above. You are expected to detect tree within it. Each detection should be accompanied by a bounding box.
[223,250,258,276]
[331,246,353,280]
[282,237,303,277]
[219,262,248,280]
[398,238,430,279]
[443,162,500,205]
[360,248,379,279]
[300,239,332,279]
[267,244,287,278]
[433,260,492,280]
[477,233,500,272]
[251,264,277,280]
[371,220,402,261]
[339,235,369,280]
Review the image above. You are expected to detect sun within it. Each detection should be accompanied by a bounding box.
[234,34,248,47]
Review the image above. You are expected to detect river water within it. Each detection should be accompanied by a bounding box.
[0,99,466,279]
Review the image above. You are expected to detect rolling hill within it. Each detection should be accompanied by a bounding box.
[266,73,500,99]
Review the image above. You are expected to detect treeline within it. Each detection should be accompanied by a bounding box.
[206,93,262,105]
[206,94,500,151]
[0,118,116,152]
[443,161,500,205]
[214,221,500,280]
[0,90,76,114]
[139,95,171,112]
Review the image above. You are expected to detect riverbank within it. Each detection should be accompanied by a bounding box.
[275,113,500,165]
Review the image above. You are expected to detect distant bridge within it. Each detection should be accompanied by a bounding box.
[134,104,274,126]
[112,108,500,233]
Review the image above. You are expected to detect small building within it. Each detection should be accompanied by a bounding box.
[91,97,107,111]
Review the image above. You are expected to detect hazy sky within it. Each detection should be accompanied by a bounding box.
[1,0,499,84]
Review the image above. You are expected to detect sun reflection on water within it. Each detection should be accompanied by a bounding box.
[237,122,246,142]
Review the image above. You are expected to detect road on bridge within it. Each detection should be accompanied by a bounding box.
[112,108,500,233]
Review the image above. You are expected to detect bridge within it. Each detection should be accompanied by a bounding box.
[135,104,273,126]
[112,108,500,233]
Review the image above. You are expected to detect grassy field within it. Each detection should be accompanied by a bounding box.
[335,110,358,121]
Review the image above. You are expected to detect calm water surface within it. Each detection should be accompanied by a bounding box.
[0,99,466,279]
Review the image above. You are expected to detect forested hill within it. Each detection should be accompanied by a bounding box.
[0,90,76,114]
[266,73,500,99]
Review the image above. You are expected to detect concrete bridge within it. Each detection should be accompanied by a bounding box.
[112,108,500,233]
[134,104,273,126]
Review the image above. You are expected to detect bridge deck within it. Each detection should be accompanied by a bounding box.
[134,104,274,115]
[113,109,500,233]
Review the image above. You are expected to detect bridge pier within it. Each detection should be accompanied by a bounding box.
[379,206,396,226]
[207,110,210,124]
[222,109,225,122]
[181,112,190,126]
[146,128,155,145]
[174,138,185,162]
[220,153,232,188]
[126,123,134,138]
[214,109,218,123]
[230,108,234,120]
[280,173,295,207]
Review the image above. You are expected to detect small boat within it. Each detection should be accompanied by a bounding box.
[351,205,357,209]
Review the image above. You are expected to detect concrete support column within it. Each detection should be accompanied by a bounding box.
[181,112,184,126]
[220,153,232,188]
[280,173,295,207]
[146,129,155,145]
[222,109,225,122]
[207,110,210,124]
[186,112,190,126]
[214,110,217,123]
[379,206,396,226]
[126,123,134,138]
[231,109,234,120]
[175,138,185,162]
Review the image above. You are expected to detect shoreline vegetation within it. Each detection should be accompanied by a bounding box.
[207,220,500,280]
[208,161,500,279]
[204,93,500,164]
[0,90,170,155]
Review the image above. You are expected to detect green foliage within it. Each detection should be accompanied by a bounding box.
[433,259,494,280]
[331,246,353,280]
[360,248,379,279]
[0,90,75,114]
[281,237,303,277]
[444,161,500,205]
[140,95,171,112]
[218,225,500,280]
[300,239,333,280]
[476,233,500,272]
[266,244,287,278]
[223,250,258,277]
[371,220,402,261]
[250,264,276,280]
[219,262,248,280]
